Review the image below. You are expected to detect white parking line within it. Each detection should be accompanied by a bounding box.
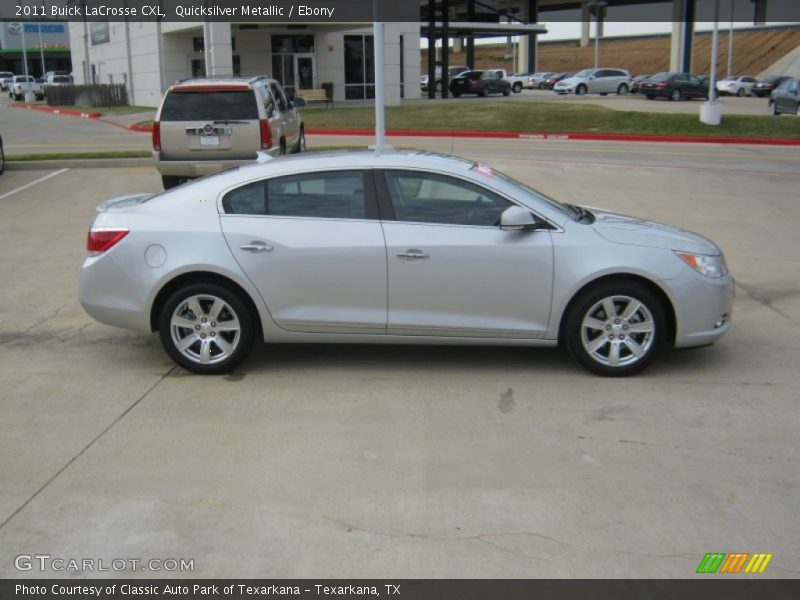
[0,168,69,201]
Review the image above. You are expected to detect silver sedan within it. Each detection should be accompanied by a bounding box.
[79,150,733,376]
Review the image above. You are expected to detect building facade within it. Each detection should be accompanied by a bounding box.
[1,21,72,75]
[68,21,422,106]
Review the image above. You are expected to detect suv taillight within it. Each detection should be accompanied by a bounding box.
[152,121,161,151]
[259,118,272,149]
[87,229,129,254]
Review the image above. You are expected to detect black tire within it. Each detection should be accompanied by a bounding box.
[617,83,629,95]
[670,89,681,101]
[736,87,745,97]
[293,126,306,153]
[158,282,255,375]
[452,91,461,98]
[769,101,779,116]
[502,86,511,96]
[161,175,182,190]
[279,138,287,156]
[576,84,587,96]
[564,280,666,377]
[479,87,489,97]
[646,94,655,100]
[512,82,522,93]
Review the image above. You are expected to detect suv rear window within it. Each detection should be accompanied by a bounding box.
[160,90,259,121]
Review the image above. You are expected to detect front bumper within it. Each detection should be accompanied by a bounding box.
[671,271,734,348]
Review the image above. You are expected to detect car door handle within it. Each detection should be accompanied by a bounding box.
[396,250,429,260]
[240,242,273,253]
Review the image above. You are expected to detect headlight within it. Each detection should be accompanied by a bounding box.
[676,252,728,278]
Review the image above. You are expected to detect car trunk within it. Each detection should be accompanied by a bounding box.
[158,87,261,161]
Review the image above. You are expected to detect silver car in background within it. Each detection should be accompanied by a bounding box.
[79,151,732,376]
[554,68,631,96]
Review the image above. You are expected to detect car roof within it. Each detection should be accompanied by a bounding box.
[169,76,275,91]
[218,150,476,183]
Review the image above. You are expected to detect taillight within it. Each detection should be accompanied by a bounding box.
[655,83,667,88]
[87,228,129,254]
[259,118,272,149]
[152,121,161,151]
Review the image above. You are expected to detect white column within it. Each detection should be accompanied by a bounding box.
[207,22,233,76]
[581,3,591,47]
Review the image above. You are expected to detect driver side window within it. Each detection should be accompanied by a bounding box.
[383,170,512,227]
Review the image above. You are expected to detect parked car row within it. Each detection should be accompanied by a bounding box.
[3,71,74,100]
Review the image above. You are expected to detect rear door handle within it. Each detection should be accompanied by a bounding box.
[396,250,429,260]
[240,242,273,253]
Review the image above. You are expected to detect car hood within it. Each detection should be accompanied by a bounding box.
[555,77,583,86]
[588,208,721,254]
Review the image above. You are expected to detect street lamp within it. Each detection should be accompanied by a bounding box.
[587,2,607,70]
[727,0,735,78]
[701,0,722,125]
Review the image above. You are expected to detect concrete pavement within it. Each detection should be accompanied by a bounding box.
[0,140,798,578]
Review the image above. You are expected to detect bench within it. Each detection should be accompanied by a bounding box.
[297,88,333,108]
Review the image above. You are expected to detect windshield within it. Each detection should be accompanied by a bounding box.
[721,76,736,81]
[574,69,593,78]
[471,164,574,220]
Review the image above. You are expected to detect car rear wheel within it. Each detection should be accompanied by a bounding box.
[512,82,522,93]
[293,126,306,153]
[564,281,666,376]
[159,283,254,375]
[670,89,682,101]
[576,84,587,96]
[502,86,511,96]
[736,87,745,97]
[479,87,489,97]
[617,83,629,95]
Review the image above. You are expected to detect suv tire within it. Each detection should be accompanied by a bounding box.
[161,175,182,190]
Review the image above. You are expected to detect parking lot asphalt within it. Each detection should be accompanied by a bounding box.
[0,139,799,578]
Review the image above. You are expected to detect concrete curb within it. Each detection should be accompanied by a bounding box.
[306,128,800,146]
[8,102,102,119]
[6,158,153,170]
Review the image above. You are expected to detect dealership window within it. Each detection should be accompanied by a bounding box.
[344,35,374,100]
[90,23,110,46]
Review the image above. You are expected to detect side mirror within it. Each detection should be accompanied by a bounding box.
[500,206,549,231]
[293,96,307,108]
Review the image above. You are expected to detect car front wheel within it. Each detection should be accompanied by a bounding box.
[671,89,682,101]
[737,87,745,97]
[564,281,666,376]
[617,83,629,95]
[512,82,522,93]
[159,283,254,375]
[576,84,587,96]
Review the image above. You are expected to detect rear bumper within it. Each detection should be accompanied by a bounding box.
[153,149,280,177]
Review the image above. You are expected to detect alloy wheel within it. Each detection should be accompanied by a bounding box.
[580,295,656,368]
[169,294,242,366]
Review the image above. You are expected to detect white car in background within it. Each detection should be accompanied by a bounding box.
[554,68,631,96]
[0,72,14,91]
[716,76,757,97]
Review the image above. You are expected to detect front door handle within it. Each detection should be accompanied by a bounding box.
[396,250,429,260]
[240,242,273,253]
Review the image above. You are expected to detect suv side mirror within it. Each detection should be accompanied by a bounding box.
[293,96,307,108]
[500,206,549,231]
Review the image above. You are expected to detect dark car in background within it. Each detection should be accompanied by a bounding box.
[753,75,792,98]
[449,70,511,97]
[630,74,651,94]
[769,78,799,116]
[640,72,709,101]
[542,72,572,90]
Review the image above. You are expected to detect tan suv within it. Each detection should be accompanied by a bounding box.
[153,76,306,189]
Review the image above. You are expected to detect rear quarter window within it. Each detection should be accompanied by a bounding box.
[160,90,259,121]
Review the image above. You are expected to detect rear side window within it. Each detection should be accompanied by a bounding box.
[160,90,259,121]
[223,171,368,219]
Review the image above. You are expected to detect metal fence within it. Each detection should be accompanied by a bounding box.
[44,84,129,107]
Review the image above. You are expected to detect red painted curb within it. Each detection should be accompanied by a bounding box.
[9,102,102,119]
[128,122,153,132]
[306,128,800,146]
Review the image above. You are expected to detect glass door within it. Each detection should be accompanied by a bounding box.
[295,55,315,90]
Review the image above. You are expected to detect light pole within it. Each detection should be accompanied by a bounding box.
[727,0,735,78]
[587,2,607,70]
[372,0,388,152]
[701,0,722,125]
